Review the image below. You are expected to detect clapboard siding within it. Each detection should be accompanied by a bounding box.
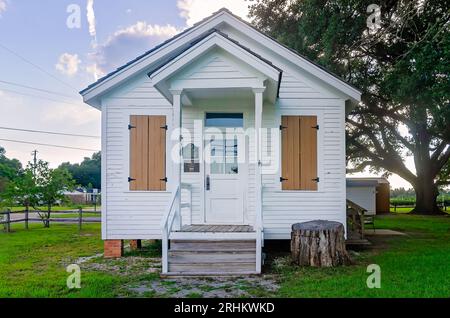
[103,75,173,239]
[260,98,346,239]
[177,50,260,82]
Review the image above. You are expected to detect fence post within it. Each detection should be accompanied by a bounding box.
[78,207,82,230]
[6,209,11,233]
[25,206,29,230]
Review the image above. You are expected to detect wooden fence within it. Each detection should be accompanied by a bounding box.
[390,202,448,212]
[0,208,101,232]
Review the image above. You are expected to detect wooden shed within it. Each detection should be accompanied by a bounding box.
[346,178,390,215]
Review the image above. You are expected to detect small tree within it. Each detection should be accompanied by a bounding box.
[3,160,75,227]
[32,160,75,227]
[2,169,37,210]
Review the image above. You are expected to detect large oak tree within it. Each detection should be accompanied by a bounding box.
[249,0,450,214]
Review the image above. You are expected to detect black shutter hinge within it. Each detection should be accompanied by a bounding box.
[160,125,168,130]
[280,177,288,182]
[128,124,136,130]
[279,125,287,130]
[312,125,319,130]
[312,177,320,183]
[160,177,168,182]
[128,177,136,182]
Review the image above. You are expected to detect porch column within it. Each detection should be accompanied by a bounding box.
[253,87,265,224]
[253,87,265,274]
[171,90,182,231]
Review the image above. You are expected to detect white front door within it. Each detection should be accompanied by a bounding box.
[204,135,245,224]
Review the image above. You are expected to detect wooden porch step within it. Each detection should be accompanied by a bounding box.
[167,239,257,275]
[170,240,256,251]
[168,262,257,274]
[169,251,256,264]
[162,271,260,277]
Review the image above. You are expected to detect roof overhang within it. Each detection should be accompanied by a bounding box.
[147,30,282,104]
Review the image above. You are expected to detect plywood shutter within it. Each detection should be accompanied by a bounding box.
[129,115,166,191]
[148,116,166,191]
[281,116,318,191]
[130,115,149,191]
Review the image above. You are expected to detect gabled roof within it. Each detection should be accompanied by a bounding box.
[80,8,361,105]
[346,177,390,187]
[147,29,283,99]
[147,28,283,79]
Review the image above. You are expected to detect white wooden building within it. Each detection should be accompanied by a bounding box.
[346,178,391,215]
[81,8,361,275]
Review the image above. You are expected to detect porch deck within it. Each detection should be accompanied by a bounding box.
[177,225,254,233]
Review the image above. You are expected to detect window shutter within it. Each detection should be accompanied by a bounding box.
[281,116,300,190]
[281,115,318,191]
[129,115,166,191]
[130,115,149,191]
[148,116,166,191]
[300,116,318,191]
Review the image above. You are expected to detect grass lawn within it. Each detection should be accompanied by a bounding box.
[0,214,449,298]
[0,223,118,297]
[390,207,414,213]
[275,214,450,297]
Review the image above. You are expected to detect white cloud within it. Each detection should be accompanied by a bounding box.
[177,0,250,27]
[86,0,97,39]
[86,64,102,81]
[0,0,7,17]
[55,53,81,76]
[88,22,180,79]
[86,0,98,82]
[112,22,180,38]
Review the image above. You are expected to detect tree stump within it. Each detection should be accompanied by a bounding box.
[291,220,351,267]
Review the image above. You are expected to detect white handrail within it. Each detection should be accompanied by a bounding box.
[161,183,193,274]
[161,185,180,274]
[181,183,192,224]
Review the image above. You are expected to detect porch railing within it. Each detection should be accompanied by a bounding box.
[255,183,264,273]
[255,211,263,273]
[160,183,192,274]
[346,199,367,240]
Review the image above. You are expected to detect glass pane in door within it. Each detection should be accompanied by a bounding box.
[209,138,238,174]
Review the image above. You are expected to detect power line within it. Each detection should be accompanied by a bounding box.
[0,79,78,99]
[0,43,78,91]
[0,126,100,139]
[0,138,99,152]
[0,87,81,106]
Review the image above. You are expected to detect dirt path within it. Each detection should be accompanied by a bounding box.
[75,252,279,298]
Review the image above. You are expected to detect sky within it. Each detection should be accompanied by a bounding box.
[0,0,414,189]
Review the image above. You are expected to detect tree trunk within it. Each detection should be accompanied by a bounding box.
[291,220,352,267]
[410,124,445,215]
[45,205,51,228]
[411,181,444,215]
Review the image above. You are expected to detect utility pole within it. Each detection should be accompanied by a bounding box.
[31,150,38,175]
